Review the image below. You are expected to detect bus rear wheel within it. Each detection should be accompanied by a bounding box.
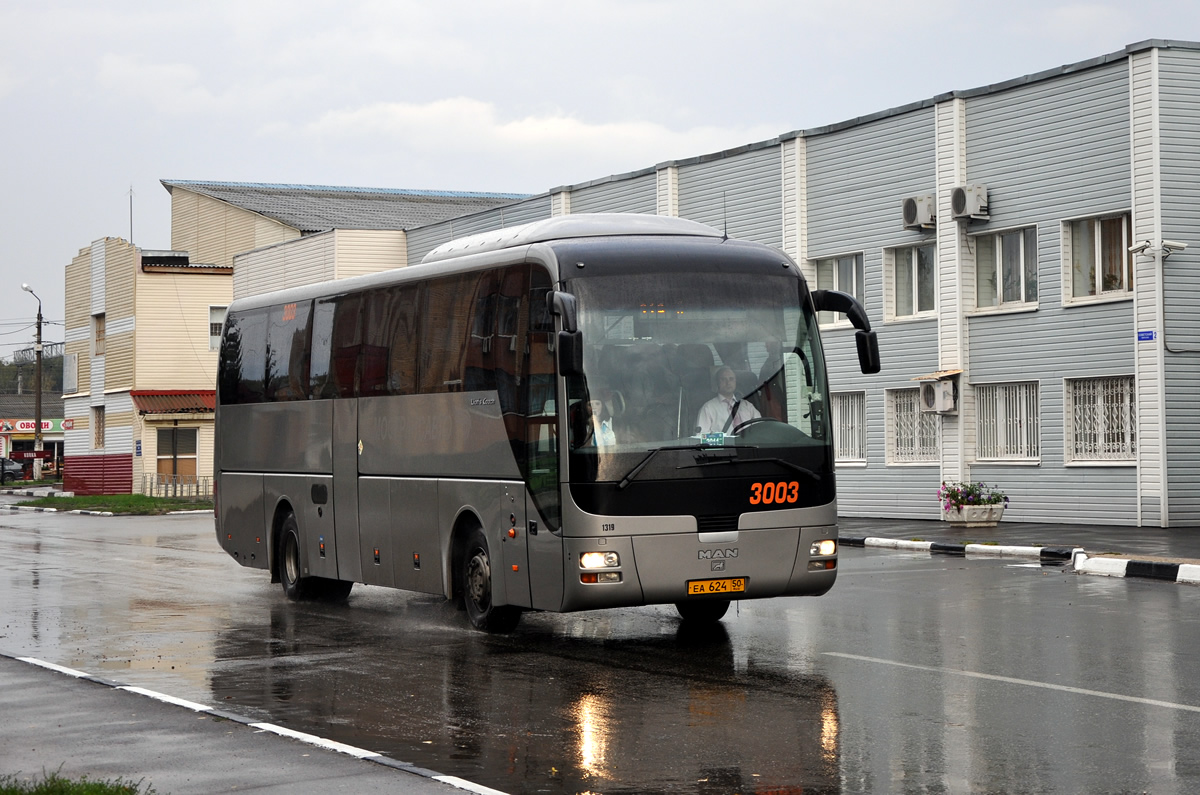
[279,513,352,602]
[674,599,731,623]
[461,528,521,632]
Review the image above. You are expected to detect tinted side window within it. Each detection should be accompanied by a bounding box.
[309,298,337,399]
[385,285,422,396]
[219,308,268,405]
[330,294,363,399]
[265,301,312,401]
[465,270,499,392]
[420,273,480,394]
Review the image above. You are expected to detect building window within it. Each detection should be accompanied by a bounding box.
[889,243,936,320]
[1066,214,1132,300]
[977,382,1040,460]
[209,306,227,351]
[888,389,938,463]
[93,406,105,449]
[157,427,198,484]
[1067,376,1136,462]
[831,392,866,462]
[976,228,1037,309]
[93,314,106,356]
[815,253,864,325]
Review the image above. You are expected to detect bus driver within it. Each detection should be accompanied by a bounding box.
[696,366,760,434]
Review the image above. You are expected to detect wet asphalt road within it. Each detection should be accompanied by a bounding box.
[3,508,1200,793]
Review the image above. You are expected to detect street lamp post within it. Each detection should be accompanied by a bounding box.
[21,284,42,481]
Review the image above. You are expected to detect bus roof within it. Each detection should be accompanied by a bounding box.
[420,213,723,264]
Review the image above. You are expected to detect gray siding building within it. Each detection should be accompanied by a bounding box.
[397,39,1200,528]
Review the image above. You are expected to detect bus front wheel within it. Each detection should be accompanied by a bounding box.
[461,528,521,632]
[279,513,352,602]
[674,599,730,623]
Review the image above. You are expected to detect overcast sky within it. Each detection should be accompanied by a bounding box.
[1,1,1197,357]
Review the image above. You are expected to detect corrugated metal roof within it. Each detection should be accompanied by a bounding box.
[130,390,216,414]
[161,180,532,234]
[0,393,64,418]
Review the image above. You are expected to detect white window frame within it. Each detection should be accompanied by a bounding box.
[1062,212,1133,304]
[210,306,228,351]
[814,253,865,327]
[831,392,866,464]
[1065,376,1137,464]
[885,243,937,322]
[886,388,939,464]
[972,226,1038,312]
[976,382,1040,462]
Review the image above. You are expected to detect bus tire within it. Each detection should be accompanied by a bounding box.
[674,599,730,623]
[279,513,315,600]
[461,527,521,633]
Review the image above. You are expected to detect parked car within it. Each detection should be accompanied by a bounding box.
[0,457,25,484]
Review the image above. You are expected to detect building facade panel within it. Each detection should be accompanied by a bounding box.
[966,62,1131,238]
[171,188,300,269]
[806,108,937,257]
[1159,48,1200,523]
[134,270,230,389]
[569,173,658,215]
[677,145,783,247]
[333,229,408,280]
[233,231,335,300]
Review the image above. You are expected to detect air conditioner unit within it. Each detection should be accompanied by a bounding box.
[902,195,936,230]
[951,184,989,220]
[920,380,957,414]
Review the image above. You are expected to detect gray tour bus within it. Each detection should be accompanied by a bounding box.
[214,214,880,631]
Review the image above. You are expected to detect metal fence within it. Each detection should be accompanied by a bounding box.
[140,474,213,500]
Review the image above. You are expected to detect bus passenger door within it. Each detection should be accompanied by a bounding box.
[332,397,363,583]
[501,484,530,608]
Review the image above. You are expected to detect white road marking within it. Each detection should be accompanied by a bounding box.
[18,657,89,677]
[825,652,1200,713]
[118,686,212,712]
[433,775,512,795]
[249,722,382,759]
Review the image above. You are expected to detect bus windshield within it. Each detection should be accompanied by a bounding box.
[565,270,831,484]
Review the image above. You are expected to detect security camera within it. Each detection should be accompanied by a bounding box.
[1129,241,1152,255]
[1161,240,1188,253]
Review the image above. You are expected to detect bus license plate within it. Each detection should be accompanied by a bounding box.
[686,577,746,596]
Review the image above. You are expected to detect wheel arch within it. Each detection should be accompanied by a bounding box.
[447,506,485,602]
[269,497,297,584]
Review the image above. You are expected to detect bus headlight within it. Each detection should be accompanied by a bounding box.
[810,539,837,557]
[579,551,620,569]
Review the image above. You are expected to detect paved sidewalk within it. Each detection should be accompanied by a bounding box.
[0,654,504,795]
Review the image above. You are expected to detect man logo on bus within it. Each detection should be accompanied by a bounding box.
[698,548,738,560]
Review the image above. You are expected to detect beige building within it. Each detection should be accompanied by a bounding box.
[62,241,230,495]
[62,181,525,494]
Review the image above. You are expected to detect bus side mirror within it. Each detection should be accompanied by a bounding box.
[558,331,584,376]
[546,291,578,333]
[812,289,882,374]
[856,330,881,374]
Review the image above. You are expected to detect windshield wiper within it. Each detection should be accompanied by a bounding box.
[617,445,705,490]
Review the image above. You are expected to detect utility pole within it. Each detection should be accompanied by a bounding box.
[22,284,43,481]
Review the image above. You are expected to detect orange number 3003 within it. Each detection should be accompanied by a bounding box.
[749,481,800,505]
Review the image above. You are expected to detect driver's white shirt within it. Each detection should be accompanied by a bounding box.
[696,395,760,434]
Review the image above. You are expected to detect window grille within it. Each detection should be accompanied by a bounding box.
[889,389,938,463]
[1068,376,1136,461]
[977,382,1039,460]
[832,392,866,462]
